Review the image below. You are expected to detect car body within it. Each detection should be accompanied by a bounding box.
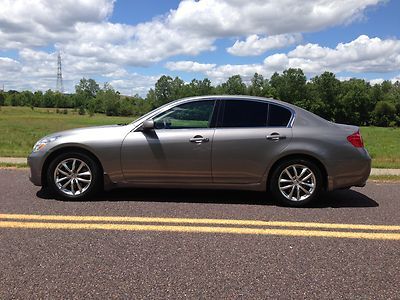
[28,95,371,206]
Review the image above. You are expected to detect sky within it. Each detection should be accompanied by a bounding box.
[0,0,399,96]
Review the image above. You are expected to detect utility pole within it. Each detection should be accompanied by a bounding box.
[56,52,64,93]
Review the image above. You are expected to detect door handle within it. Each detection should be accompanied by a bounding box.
[266,133,286,141]
[190,135,209,143]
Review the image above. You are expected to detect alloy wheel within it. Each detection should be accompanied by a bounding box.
[53,158,92,196]
[278,164,316,202]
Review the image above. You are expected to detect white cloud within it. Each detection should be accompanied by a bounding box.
[165,61,216,73]
[169,0,384,37]
[168,35,400,83]
[227,34,302,56]
[0,0,114,49]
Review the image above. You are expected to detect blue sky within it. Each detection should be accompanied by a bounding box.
[0,0,399,95]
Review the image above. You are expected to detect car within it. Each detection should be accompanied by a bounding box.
[28,95,371,206]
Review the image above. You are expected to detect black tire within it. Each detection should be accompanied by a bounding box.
[47,151,102,200]
[269,158,323,207]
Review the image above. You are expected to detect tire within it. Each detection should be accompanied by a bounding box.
[269,158,323,207]
[47,152,102,200]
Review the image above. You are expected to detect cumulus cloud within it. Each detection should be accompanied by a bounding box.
[0,0,114,49]
[167,35,400,83]
[227,34,302,56]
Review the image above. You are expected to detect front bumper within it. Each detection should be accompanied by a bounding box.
[27,151,46,186]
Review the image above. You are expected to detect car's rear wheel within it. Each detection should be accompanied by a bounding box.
[47,152,101,200]
[270,159,322,207]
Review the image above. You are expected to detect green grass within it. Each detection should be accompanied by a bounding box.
[0,107,399,169]
[0,106,134,157]
[0,162,28,168]
[360,127,400,169]
[369,175,400,182]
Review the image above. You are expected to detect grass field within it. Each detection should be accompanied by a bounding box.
[0,106,133,157]
[0,106,399,168]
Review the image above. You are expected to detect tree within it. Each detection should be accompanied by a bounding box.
[373,101,397,127]
[155,75,174,106]
[337,79,373,125]
[248,73,265,96]
[0,92,4,106]
[221,75,246,95]
[269,69,307,103]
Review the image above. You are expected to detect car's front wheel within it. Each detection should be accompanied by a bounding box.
[47,152,101,200]
[270,159,322,207]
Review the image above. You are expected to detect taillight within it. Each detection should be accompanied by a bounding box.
[347,131,364,148]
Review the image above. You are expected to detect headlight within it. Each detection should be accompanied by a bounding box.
[32,136,59,152]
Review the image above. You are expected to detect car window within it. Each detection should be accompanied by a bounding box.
[268,104,292,127]
[153,100,215,129]
[220,100,269,128]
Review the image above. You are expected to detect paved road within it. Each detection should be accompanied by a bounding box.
[0,169,399,299]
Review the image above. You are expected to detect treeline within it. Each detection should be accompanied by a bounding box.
[1,69,399,127]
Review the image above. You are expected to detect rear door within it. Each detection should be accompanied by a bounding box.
[212,99,293,184]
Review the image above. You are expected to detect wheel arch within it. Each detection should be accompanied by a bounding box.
[41,146,105,187]
[266,153,328,192]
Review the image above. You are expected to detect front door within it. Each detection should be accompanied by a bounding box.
[121,100,216,183]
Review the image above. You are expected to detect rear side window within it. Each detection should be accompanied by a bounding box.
[268,104,292,127]
[220,100,269,127]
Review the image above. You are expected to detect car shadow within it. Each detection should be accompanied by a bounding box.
[37,187,378,208]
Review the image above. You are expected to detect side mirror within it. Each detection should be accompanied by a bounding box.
[142,119,155,131]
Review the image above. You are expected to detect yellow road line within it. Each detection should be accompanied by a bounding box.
[1,213,400,231]
[1,221,400,240]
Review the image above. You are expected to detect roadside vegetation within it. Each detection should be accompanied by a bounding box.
[1,68,400,127]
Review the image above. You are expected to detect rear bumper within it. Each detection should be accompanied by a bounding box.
[327,155,371,191]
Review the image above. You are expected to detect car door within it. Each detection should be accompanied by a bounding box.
[121,100,216,183]
[212,99,293,184]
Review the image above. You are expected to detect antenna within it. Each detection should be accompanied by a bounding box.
[56,52,64,93]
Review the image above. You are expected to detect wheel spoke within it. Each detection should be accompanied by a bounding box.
[299,185,311,195]
[302,173,312,181]
[77,178,91,183]
[284,169,294,180]
[77,162,84,173]
[296,185,300,200]
[288,186,295,199]
[298,167,307,179]
[292,166,298,177]
[71,159,76,172]
[78,171,91,177]
[56,176,68,183]
[62,178,72,188]
[71,180,75,195]
[62,162,71,173]
[281,184,294,190]
[76,180,83,193]
[57,169,69,176]
[300,182,314,188]
[280,179,292,183]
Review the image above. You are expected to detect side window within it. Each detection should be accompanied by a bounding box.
[268,104,292,127]
[220,100,269,128]
[153,100,215,129]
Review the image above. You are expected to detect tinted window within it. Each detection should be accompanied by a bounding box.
[220,100,268,127]
[268,104,292,127]
[153,100,215,129]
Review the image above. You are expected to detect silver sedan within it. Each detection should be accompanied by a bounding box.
[28,96,371,206]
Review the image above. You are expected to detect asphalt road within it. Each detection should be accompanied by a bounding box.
[0,169,399,299]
